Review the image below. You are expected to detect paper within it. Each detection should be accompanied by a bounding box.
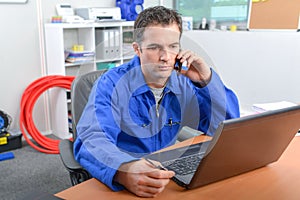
[252,101,298,113]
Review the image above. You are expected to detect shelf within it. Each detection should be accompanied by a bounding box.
[44,21,134,139]
[65,61,95,67]
[95,58,122,63]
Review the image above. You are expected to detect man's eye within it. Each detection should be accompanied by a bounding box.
[147,46,159,50]
[170,45,180,50]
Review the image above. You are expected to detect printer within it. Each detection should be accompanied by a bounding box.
[75,7,122,21]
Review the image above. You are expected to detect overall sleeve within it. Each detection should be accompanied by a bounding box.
[73,75,137,191]
[194,69,240,136]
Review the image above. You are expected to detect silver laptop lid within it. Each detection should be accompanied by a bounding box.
[188,105,300,189]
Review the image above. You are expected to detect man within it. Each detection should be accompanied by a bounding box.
[74,6,240,198]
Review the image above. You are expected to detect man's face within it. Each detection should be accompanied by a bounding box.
[134,23,181,87]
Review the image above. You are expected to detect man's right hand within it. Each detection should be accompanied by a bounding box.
[114,159,175,198]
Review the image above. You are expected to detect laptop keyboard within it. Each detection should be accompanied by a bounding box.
[162,153,204,176]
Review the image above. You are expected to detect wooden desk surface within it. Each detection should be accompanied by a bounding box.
[56,136,300,200]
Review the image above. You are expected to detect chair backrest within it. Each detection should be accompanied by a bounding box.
[71,70,107,140]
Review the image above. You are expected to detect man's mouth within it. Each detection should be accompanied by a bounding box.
[158,65,171,71]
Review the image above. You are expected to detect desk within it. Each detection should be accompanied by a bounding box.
[55,136,300,200]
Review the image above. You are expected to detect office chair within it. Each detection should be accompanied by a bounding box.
[59,69,107,186]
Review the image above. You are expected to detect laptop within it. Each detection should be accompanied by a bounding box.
[145,105,300,189]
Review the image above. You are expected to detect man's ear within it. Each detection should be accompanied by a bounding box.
[132,42,141,57]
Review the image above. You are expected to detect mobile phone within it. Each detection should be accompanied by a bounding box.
[174,58,182,72]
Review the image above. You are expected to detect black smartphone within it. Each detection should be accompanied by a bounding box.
[174,58,182,72]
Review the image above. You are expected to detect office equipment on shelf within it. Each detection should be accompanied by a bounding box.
[95,28,121,60]
[56,3,84,23]
[51,16,63,23]
[65,49,95,63]
[146,105,300,189]
[75,7,122,21]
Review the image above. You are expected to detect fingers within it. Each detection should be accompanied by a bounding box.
[138,173,171,189]
[143,159,175,179]
[125,169,173,198]
[139,160,175,197]
[146,168,175,179]
[177,50,200,68]
[134,183,166,198]
[176,49,211,84]
[116,159,175,198]
[134,171,172,197]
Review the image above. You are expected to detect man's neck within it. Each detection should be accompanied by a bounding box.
[145,75,169,88]
[148,82,166,89]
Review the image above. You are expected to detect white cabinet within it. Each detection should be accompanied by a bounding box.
[44,21,134,139]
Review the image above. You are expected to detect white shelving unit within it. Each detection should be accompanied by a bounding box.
[44,21,134,139]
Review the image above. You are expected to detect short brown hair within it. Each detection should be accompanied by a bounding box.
[133,6,182,44]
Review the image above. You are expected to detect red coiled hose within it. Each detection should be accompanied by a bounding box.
[20,75,75,154]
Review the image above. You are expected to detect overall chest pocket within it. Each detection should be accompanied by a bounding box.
[164,117,181,127]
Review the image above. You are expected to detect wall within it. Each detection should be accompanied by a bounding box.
[0,1,45,132]
[0,0,171,134]
[181,30,300,113]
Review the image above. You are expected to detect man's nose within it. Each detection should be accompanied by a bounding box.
[159,48,172,61]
